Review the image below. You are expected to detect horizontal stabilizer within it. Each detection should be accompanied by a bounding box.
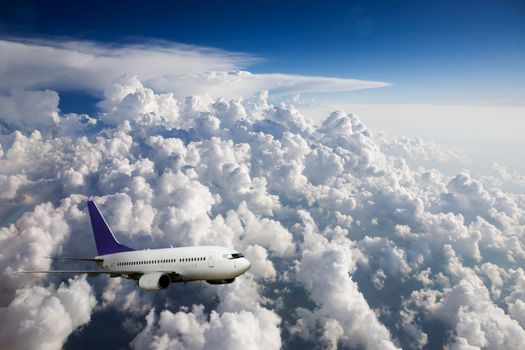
[46,256,103,262]
[18,270,107,277]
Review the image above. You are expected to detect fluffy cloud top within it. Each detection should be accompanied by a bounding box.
[0,277,96,350]
[0,74,524,350]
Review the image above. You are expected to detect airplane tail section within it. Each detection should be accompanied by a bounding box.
[87,200,134,256]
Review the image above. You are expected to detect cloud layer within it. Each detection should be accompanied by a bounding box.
[0,74,524,350]
[0,39,389,99]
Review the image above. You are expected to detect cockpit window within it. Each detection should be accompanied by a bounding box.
[223,252,245,259]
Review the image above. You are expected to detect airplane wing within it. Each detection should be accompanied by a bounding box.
[19,270,182,279]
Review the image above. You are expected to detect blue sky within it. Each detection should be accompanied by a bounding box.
[1,0,524,105]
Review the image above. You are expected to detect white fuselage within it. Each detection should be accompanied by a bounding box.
[96,245,251,282]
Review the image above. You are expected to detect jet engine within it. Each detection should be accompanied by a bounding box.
[138,272,171,290]
[206,278,235,285]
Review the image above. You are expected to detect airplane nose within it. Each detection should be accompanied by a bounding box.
[243,258,251,272]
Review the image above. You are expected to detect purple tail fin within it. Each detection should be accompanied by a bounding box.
[87,200,134,256]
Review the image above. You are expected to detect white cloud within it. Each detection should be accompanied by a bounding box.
[131,306,282,350]
[0,39,389,99]
[131,278,282,350]
[0,276,96,350]
[0,197,86,302]
[293,211,399,350]
[432,278,525,349]
[0,89,60,133]
[0,73,524,350]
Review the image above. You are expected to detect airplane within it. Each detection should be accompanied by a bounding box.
[22,200,251,290]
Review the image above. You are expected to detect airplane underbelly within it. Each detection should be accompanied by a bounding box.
[180,264,237,281]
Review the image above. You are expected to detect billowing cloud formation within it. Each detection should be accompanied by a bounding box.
[131,279,282,350]
[0,74,524,350]
[0,276,96,350]
[0,39,389,99]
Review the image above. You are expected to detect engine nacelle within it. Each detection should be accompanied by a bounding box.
[138,272,171,290]
[206,278,235,285]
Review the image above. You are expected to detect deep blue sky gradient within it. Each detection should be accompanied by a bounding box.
[1,0,524,104]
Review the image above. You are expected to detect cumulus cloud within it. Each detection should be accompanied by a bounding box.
[0,39,389,99]
[131,278,282,350]
[131,305,282,350]
[0,89,60,133]
[0,73,524,350]
[0,196,87,302]
[0,276,96,350]
[293,211,399,350]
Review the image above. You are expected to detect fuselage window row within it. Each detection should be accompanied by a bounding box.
[118,257,207,266]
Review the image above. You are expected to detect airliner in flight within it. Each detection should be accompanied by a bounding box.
[24,200,251,290]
